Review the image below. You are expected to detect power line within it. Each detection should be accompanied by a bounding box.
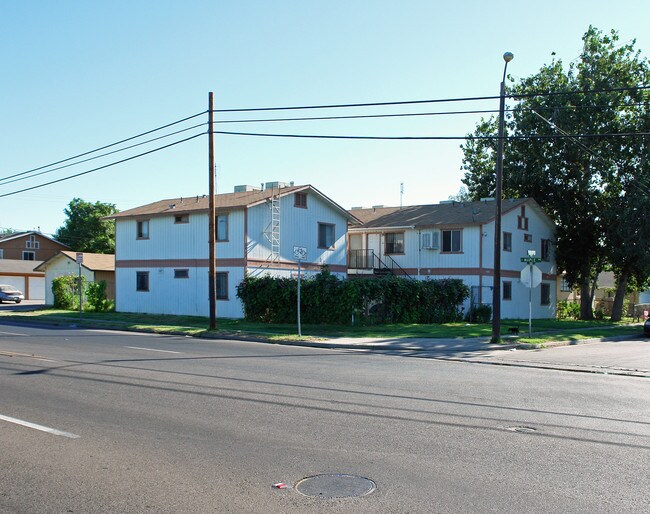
[1,111,207,182]
[214,129,650,141]
[212,86,650,113]
[0,122,208,186]
[0,133,205,199]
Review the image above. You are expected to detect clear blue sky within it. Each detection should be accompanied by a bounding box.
[2,0,649,235]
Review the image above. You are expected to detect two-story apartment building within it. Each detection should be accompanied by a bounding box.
[348,198,557,319]
[108,182,359,318]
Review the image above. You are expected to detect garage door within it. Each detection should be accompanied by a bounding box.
[0,275,26,293]
[28,277,45,300]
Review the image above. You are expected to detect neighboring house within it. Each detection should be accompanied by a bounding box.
[347,198,557,319]
[107,182,359,318]
[35,251,115,305]
[0,231,69,261]
[557,271,639,315]
[0,259,45,300]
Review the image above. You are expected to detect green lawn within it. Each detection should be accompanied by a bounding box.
[0,308,642,343]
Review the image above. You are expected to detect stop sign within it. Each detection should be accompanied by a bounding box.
[520,265,542,288]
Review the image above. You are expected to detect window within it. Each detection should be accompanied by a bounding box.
[541,239,551,261]
[137,220,149,239]
[174,214,189,224]
[294,192,307,208]
[385,232,404,254]
[136,271,149,292]
[216,272,228,300]
[541,283,551,305]
[318,223,335,249]
[441,229,462,253]
[22,251,35,261]
[560,277,571,292]
[174,269,189,279]
[503,281,512,300]
[0,249,3,259]
[517,205,529,230]
[524,233,533,243]
[503,232,512,252]
[25,235,40,249]
[217,214,228,241]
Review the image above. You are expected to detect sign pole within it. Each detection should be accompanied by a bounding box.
[528,262,533,337]
[297,258,302,337]
[76,252,84,321]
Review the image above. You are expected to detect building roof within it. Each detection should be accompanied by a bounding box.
[0,231,69,247]
[34,251,115,272]
[0,259,45,275]
[348,198,547,229]
[106,184,361,224]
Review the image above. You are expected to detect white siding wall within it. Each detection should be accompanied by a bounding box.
[247,192,347,269]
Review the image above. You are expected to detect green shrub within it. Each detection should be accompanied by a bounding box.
[52,274,86,310]
[236,267,469,325]
[557,300,580,319]
[86,280,113,312]
[464,304,492,323]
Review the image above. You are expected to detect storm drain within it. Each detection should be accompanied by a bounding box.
[295,474,376,499]
[505,426,538,433]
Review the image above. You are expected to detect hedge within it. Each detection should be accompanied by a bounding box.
[236,266,469,325]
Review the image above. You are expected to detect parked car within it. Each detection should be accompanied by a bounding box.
[0,285,25,303]
[645,317,650,336]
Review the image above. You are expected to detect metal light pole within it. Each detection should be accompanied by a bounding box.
[491,52,514,343]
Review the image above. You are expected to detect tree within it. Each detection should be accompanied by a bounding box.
[460,27,650,320]
[55,198,118,254]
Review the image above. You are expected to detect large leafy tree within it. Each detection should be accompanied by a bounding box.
[55,198,118,254]
[460,27,649,319]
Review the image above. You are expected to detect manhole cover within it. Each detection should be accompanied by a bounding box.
[295,474,376,499]
[506,426,537,433]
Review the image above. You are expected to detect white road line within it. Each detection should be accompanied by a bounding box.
[0,350,58,362]
[0,414,80,439]
[0,331,28,336]
[125,346,181,354]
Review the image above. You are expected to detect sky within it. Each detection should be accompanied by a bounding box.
[2,0,649,236]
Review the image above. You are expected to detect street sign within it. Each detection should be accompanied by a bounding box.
[520,256,542,264]
[520,264,542,288]
[76,252,84,264]
[293,246,307,261]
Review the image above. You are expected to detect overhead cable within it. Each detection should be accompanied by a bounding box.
[0,133,205,199]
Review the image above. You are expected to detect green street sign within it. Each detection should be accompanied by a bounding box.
[521,257,542,263]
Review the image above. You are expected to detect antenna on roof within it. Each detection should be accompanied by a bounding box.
[400,182,404,209]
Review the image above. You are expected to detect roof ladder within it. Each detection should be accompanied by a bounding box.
[264,189,281,262]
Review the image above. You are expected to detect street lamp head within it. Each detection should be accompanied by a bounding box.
[503,52,514,63]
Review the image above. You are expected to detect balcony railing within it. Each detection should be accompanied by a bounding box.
[348,249,412,279]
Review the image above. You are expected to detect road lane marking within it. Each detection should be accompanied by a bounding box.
[0,414,80,439]
[0,350,58,362]
[125,346,181,354]
[0,331,29,336]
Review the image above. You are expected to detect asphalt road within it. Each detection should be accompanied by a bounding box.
[1,323,649,513]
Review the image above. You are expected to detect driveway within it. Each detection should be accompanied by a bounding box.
[0,299,46,312]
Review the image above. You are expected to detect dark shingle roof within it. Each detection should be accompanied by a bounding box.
[349,198,533,229]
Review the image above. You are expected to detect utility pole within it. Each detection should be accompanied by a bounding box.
[491,52,513,343]
[208,92,217,329]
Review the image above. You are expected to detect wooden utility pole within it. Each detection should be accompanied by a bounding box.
[208,92,217,329]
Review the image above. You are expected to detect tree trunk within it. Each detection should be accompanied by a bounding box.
[580,278,594,320]
[610,271,629,322]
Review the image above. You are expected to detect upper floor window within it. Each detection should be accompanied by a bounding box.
[318,223,335,249]
[294,192,308,209]
[385,232,405,254]
[541,239,551,261]
[137,220,149,239]
[25,235,40,249]
[0,249,4,259]
[524,233,533,243]
[22,251,35,261]
[136,271,149,292]
[517,205,529,231]
[503,232,512,252]
[174,214,189,224]
[441,229,462,253]
[217,214,228,241]
[560,277,571,292]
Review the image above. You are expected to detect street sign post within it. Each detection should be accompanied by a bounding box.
[293,246,307,336]
[520,257,542,336]
[76,253,83,320]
